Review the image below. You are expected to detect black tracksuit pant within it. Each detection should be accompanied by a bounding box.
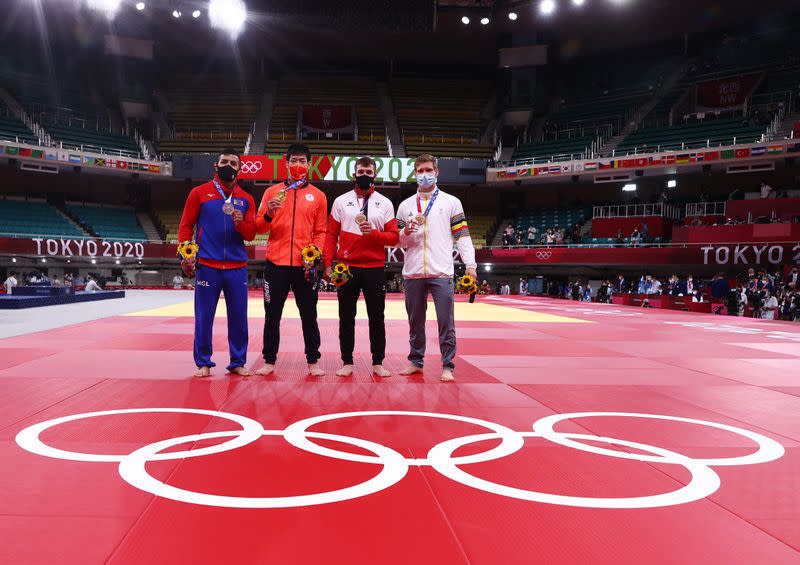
[337,267,386,365]
[262,261,321,364]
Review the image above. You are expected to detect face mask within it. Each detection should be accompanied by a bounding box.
[217,165,238,182]
[416,172,436,189]
[355,174,374,190]
[289,163,309,180]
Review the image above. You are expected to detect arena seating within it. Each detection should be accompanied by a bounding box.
[0,65,141,156]
[0,103,38,145]
[0,198,85,238]
[510,135,596,163]
[65,203,147,241]
[465,214,497,249]
[265,75,388,157]
[391,78,494,159]
[615,117,765,154]
[158,76,258,154]
[512,207,589,238]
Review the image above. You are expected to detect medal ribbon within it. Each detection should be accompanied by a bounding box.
[213,179,234,209]
[416,189,439,218]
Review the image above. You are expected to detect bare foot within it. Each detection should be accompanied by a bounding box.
[336,364,354,377]
[440,369,455,382]
[229,366,251,376]
[309,364,325,377]
[255,364,274,376]
[373,364,391,377]
[399,365,423,376]
[195,366,211,378]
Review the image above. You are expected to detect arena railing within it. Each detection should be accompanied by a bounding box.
[0,232,150,243]
[686,202,726,217]
[479,240,798,250]
[592,203,683,220]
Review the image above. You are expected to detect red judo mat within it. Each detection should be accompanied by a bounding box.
[1,294,799,564]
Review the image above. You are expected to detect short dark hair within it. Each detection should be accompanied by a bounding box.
[354,156,376,172]
[286,144,311,161]
[218,148,241,163]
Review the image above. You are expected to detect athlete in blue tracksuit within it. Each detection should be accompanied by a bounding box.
[178,149,257,377]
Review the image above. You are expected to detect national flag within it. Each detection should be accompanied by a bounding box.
[735,148,751,159]
[634,157,648,167]
[84,156,94,165]
[675,154,691,164]
[536,167,549,176]
[560,163,572,173]
[506,169,518,178]
[767,144,784,154]
[750,146,766,156]
[18,147,32,157]
[497,171,508,179]
[517,168,530,177]
[621,158,636,168]
[31,149,43,159]
[584,162,598,170]
[690,153,703,163]
[57,150,69,162]
[599,161,612,170]
[648,156,665,165]
[704,151,719,161]
[574,162,585,172]
[787,143,800,154]
[45,151,58,161]
[116,160,128,170]
[722,149,735,159]
[663,155,676,164]
[69,154,81,163]
[94,157,106,167]
[549,165,562,174]
[149,164,160,173]
[6,146,19,156]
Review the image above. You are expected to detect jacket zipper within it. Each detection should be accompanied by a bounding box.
[290,188,297,267]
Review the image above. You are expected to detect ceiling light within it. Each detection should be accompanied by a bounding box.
[135,2,145,10]
[622,183,637,192]
[461,16,470,24]
[86,0,121,18]
[91,259,97,264]
[192,10,201,18]
[667,179,677,188]
[209,0,247,38]
[508,12,518,20]
[172,10,181,18]
[480,17,490,25]
[572,0,585,6]
[539,0,556,16]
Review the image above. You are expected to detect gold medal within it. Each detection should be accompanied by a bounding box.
[354,213,367,224]
[275,189,288,203]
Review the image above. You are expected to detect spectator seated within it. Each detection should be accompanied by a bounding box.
[66,203,146,241]
[0,198,85,238]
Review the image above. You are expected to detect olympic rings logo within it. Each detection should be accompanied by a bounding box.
[15,409,784,509]
[239,161,263,174]
[535,251,553,260]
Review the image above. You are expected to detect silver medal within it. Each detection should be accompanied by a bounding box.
[222,201,235,215]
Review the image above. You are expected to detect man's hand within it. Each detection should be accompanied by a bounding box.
[267,198,283,215]
[231,210,243,224]
[323,266,332,282]
[181,257,196,278]
[359,221,373,235]
[403,222,417,236]
[466,267,478,280]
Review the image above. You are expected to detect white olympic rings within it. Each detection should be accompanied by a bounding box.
[535,251,553,260]
[15,409,785,509]
[239,161,263,174]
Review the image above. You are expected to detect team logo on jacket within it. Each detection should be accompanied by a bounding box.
[306,194,315,201]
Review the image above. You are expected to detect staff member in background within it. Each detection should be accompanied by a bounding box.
[254,144,327,377]
[324,156,399,378]
[84,275,102,292]
[178,148,256,378]
[3,271,17,295]
[396,154,478,382]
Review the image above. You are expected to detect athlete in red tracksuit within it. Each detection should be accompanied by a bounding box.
[178,150,256,377]
[324,156,399,377]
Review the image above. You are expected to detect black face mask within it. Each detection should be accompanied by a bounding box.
[217,165,238,182]
[355,174,374,190]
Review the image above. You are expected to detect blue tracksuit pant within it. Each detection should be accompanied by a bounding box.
[193,265,248,371]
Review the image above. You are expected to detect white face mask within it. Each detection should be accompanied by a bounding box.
[416,172,436,189]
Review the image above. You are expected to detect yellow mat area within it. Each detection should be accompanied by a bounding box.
[126,298,589,324]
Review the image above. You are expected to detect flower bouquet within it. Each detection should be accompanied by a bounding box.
[301,243,323,284]
[330,262,352,287]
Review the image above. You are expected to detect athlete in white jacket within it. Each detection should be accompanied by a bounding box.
[396,154,478,382]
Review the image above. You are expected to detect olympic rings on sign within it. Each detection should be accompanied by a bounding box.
[15,409,785,509]
[239,161,263,174]
[535,251,553,260]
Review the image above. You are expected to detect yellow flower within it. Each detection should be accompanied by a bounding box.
[302,244,321,262]
[177,241,198,260]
